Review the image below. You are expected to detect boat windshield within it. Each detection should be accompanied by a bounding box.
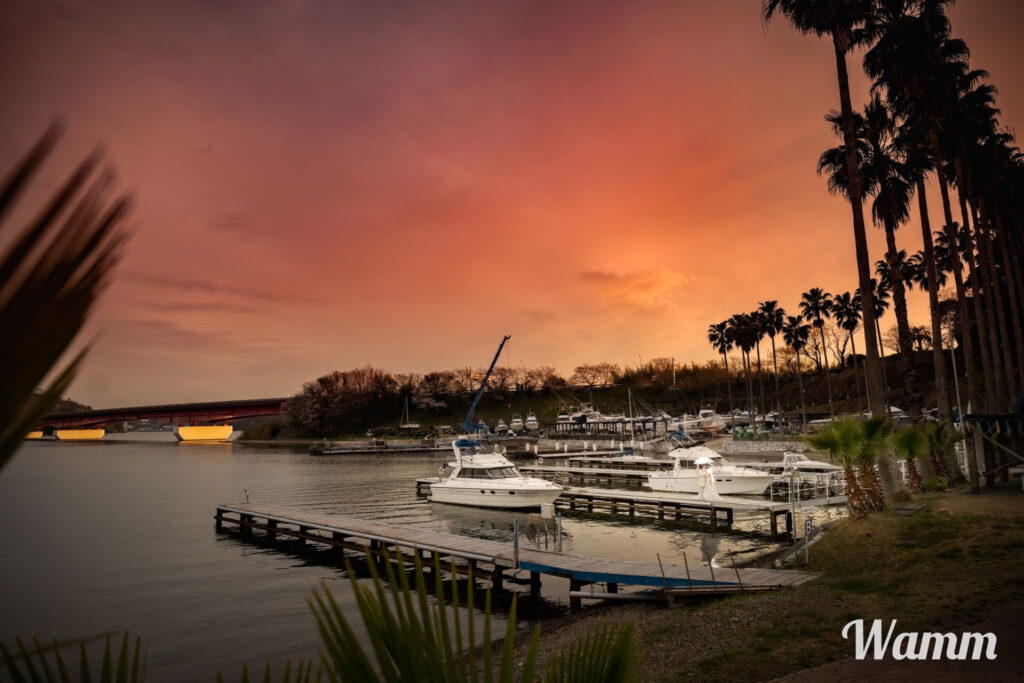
[458,466,519,479]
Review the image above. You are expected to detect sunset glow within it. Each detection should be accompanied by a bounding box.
[2,0,1022,406]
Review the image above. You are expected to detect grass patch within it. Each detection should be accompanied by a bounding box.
[632,500,1024,682]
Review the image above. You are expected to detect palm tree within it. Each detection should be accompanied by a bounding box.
[819,96,923,426]
[729,313,758,432]
[751,309,769,430]
[831,290,863,409]
[807,419,868,518]
[707,321,736,426]
[859,415,894,506]
[763,0,887,416]
[758,300,786,428]
[799,288,835,420]
[863,276,893,413]
[892,426,928,494]
[783,315,811,431]
[863,0,984,490]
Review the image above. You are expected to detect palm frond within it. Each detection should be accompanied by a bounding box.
[0,126,129,471]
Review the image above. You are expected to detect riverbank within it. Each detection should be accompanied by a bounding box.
[509,484,1024,680]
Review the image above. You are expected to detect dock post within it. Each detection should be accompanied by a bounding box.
[240,514,253,536]
[785,512,794,541]
[267,519,277,540]
[569,579,582,611]
[298,526,309,545]
[770,510,779,537]
[215,509,223,530]
[332,532,345,555]
[530,571,541,598]
[710,506,717,530]
[493,569,504,592]
[607,582,618,594]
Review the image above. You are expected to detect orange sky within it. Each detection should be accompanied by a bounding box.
[2,0,1023,407]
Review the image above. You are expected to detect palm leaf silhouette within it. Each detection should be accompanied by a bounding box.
[0,124,129,470]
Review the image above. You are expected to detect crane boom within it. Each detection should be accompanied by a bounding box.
[460,335,511,432]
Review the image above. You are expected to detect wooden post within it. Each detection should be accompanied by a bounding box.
[493,568,504,592]
[530,571,541,598]
[215,510,223,530]
[267,519,278,540]
[710,505,718,530]
[569,578,582,610]
[607,582,618,594]
[770,510,779,537]
[298,526,309,545]
[240,514,252,536]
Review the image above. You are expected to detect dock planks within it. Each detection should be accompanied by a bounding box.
[215,502,818,607]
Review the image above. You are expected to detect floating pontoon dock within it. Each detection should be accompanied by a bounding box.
[215,503,818,608]
[414,479,844,536]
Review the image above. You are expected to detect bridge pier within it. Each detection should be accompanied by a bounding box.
[175,425,233,442]
[54,429,105,441]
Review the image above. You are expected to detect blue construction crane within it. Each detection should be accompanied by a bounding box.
[460,335,511,433]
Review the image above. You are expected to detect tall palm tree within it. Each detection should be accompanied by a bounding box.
[820,96,923,426]
[763,0,887,416]
[799,288,835,420]
[864,276,893,413]
[831,290,863,409]
[758,300,786,427]
[782,314,811,430]
[707,321,736,426]
[751,309,769,429]
[728,313,758,431]
[864,0,984,490]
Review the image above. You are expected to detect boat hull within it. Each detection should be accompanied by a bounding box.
[429,483,561,509]
[648,471,773,496]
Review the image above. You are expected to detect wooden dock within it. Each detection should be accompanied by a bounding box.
[215,503,818,608]
[412,480,843,536]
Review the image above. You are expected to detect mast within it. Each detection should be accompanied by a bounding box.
[460,335,511,433]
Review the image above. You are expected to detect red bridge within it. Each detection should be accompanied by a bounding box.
[35,398,288,441]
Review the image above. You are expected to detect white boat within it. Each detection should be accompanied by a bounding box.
[648,445,775,496]
[495,418,509,433]
[524,410,540,431]
[679,409,728,432]
[428,438,563,509]
[744,451,843,475]
[509,413,524,432]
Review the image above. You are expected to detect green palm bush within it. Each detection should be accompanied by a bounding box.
[310,551,636,682]
[926,421,965,484]
[858,416,893,510]
[0,633,145,682]
[807,419,868,518]
[892,426,928,494]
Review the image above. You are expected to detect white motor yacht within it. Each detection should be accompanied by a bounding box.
[648,445,775,496]
[428,438,562,509]
[509,413,525,432]
[524,410,540,431]
[495,418,509,433]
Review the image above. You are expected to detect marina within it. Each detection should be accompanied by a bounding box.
[214,502,819,609]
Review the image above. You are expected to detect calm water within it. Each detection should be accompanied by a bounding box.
[0,434,823,680]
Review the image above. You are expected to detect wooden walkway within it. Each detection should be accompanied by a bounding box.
[558,487,795,535]
[215,503,818,608]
